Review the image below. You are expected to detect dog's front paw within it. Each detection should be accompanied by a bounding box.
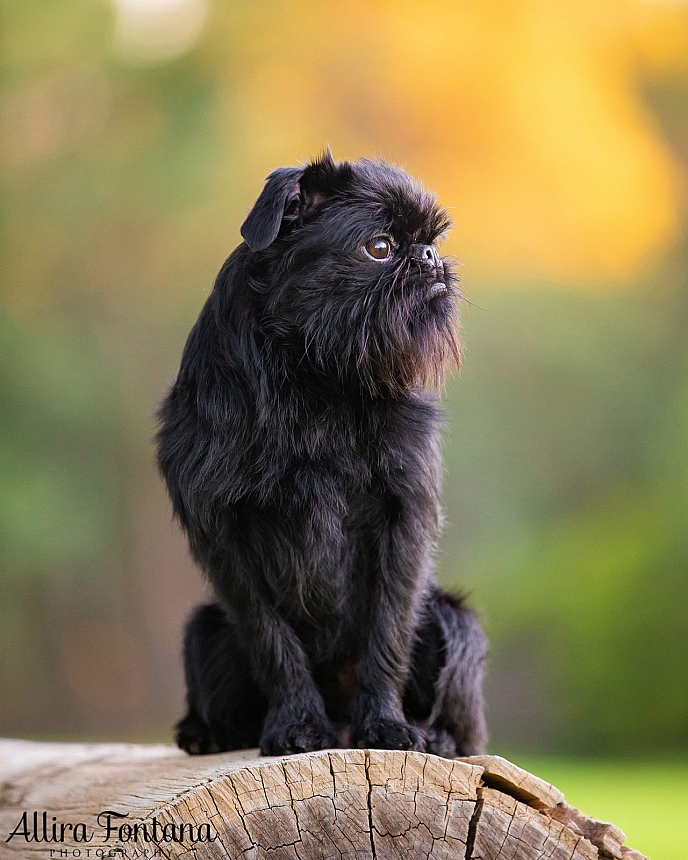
[175,711,221,755]
[260,716,337,756]
[351,718,426,752]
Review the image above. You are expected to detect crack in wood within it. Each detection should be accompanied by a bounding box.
[363,750,377,859]
[464,784,484,860]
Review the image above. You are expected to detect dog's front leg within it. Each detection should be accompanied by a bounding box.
[209,534,336,756]
[349,513,430,752]
[229,588,337,755]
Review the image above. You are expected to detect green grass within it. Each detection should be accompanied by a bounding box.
[506,756,688,860]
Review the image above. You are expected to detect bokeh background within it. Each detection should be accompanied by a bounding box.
[2,0,687,855]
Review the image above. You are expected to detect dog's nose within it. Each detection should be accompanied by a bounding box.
[411,244,442,269]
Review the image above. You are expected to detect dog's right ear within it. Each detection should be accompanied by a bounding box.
[240,166,304,252]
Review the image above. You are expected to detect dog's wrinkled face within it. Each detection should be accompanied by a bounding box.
[240,152,461,396]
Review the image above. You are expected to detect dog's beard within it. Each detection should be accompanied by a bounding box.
[293,260,462,397]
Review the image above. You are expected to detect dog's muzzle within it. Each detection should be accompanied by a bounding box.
[411,244,447,299]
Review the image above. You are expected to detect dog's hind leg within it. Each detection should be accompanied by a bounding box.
[176,603,267,754]
[403,588,487,757]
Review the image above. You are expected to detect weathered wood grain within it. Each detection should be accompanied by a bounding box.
[457,755,565,809]
[0,740,649,859]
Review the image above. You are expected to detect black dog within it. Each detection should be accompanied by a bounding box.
[156,152,487,757]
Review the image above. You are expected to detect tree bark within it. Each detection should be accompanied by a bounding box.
[0,740,648,859]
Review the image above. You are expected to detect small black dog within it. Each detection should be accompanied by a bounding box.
[157,152,487,757]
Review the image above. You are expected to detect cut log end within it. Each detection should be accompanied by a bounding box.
[0,739,649,859]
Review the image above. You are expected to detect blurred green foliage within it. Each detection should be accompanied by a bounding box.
[1,318,124,576]
[441,275,688,752]
[1,0,687,755]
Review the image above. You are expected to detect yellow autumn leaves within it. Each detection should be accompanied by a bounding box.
[215,0,688,283]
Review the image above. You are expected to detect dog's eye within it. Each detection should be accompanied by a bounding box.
[363,236,393,261]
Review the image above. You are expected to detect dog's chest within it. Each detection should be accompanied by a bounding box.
[273,398,441,600]
[348,399,441,507]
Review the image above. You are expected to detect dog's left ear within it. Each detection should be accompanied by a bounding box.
[240,166,304,251]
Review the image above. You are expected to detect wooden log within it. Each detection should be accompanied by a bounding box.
[0,740,649,859]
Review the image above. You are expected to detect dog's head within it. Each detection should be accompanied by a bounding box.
[239,151,461,396]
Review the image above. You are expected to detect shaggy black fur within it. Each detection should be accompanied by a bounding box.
[157,152,487,757]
